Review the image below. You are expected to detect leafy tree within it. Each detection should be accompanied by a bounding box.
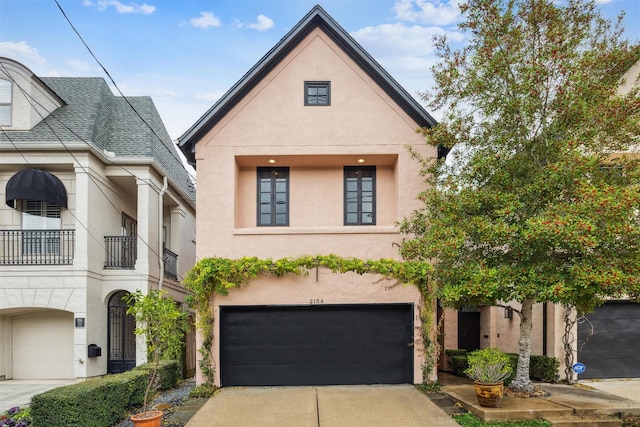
[400,0,640,392]
[125,289,189,414]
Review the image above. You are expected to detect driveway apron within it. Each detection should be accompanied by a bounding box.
[185,384,458,427]
[0,380,79,412]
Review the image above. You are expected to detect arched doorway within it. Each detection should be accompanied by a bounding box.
[108,291,136,374]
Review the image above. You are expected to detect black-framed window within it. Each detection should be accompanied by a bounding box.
[257,167,289,226]
[344,166,376,225]
[304,81,330,106]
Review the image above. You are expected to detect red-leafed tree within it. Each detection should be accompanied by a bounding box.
[400,0,640,392]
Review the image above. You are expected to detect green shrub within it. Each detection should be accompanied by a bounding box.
[504,353,518,386]
[29,360,182,427]
[447,350,559,384]
[415,381,442,393]
[31,377,129,427]
[530,355,560,382]
[189,384,218,398]
[450,355,469,376]
[445,349,469,358]
[119,369,150,408]
[133,360,181,390]
[465,348,513,383]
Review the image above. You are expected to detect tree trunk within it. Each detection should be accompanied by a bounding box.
[508,298,535,393]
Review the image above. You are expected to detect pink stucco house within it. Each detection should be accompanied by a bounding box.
[178,5,443,386]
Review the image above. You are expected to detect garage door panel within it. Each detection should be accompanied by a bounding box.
[578,302,640,379]
[12,311,74,379]
[221,304,413,386]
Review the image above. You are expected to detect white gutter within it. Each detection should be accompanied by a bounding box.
[158,176,168,291]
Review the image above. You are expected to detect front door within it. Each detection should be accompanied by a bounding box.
[458,307,481,351]
[108,291,136,374]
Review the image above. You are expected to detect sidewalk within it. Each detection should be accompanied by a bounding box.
[439,372,640,425]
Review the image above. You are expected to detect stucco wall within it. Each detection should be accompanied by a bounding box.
[194,28,435,385]
[195,28,432,260]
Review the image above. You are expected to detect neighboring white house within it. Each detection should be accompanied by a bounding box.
[0,57,196,380]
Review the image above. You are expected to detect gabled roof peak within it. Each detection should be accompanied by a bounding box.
[178,5,437,166]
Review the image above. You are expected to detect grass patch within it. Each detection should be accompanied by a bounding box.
[622,415,640,427]
[453,413,550,427]
[188,384,218,398]
[415,381,442,393]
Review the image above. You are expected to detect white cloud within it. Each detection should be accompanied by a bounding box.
[189,11,222,29]
[65,58,93,73]
[352,23,463,59]
[234,14,275,32]
[351,23,465,102]
[247,15,274,32]
[594,0,613,3]
[0,41,47,66]
[392,0,462,26]
[84,0,156,14]
[194,89,226,102]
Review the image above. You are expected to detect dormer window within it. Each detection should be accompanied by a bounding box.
[304,81,330,106]
[0,78,12,126]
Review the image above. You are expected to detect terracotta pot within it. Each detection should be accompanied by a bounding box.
[131,410,163,427]
[473,381,504,408]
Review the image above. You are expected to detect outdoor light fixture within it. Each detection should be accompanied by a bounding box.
[504,307,513,319]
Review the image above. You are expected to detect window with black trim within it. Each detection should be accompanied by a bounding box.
[0,78,12,126]
[305,81,330,106]
[344,166,376,225]
[257,167,289,226]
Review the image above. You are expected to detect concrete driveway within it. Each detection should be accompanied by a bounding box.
[581,379,640,403]
[0,379,80,412]
[185,385,458,427]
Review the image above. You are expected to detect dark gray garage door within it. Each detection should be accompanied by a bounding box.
[220,304,414,386]
[577,301,640,379]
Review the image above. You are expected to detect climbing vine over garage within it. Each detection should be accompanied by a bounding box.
[183,254,435,386]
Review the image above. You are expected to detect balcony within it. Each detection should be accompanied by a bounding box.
[104,237,178,280]
[0,229,75,265]
[104,236,137,269]
[163,247,178,281]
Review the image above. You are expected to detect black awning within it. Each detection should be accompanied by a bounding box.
[5,168,68,208]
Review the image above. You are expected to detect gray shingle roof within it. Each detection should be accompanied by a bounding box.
[0,77,195,203]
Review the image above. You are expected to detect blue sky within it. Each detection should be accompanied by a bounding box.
[1,0,638,141]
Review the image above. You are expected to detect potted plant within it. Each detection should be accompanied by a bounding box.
[464,347,513,408]
[125,289,189,427]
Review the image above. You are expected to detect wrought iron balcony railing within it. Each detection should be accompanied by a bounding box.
[163,247,178,281]
[0,229,75,265]
[104,236,137,269]
[104,236,178,280]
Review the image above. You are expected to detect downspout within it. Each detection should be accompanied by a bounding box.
[158,176,168,291]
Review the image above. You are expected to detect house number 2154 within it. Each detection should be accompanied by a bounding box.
[310,298,324,304]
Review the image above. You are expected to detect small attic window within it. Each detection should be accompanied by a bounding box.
[0,78,12,126]
[305,81,330,106]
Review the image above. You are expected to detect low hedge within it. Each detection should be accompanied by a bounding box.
[530,354,560,382]
[445,349,559,383]
[30,376,130,427]
[30,360,181,427]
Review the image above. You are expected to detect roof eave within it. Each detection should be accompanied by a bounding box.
[177,5,437,165]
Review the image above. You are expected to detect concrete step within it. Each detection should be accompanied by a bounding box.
[543,414,622,427]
